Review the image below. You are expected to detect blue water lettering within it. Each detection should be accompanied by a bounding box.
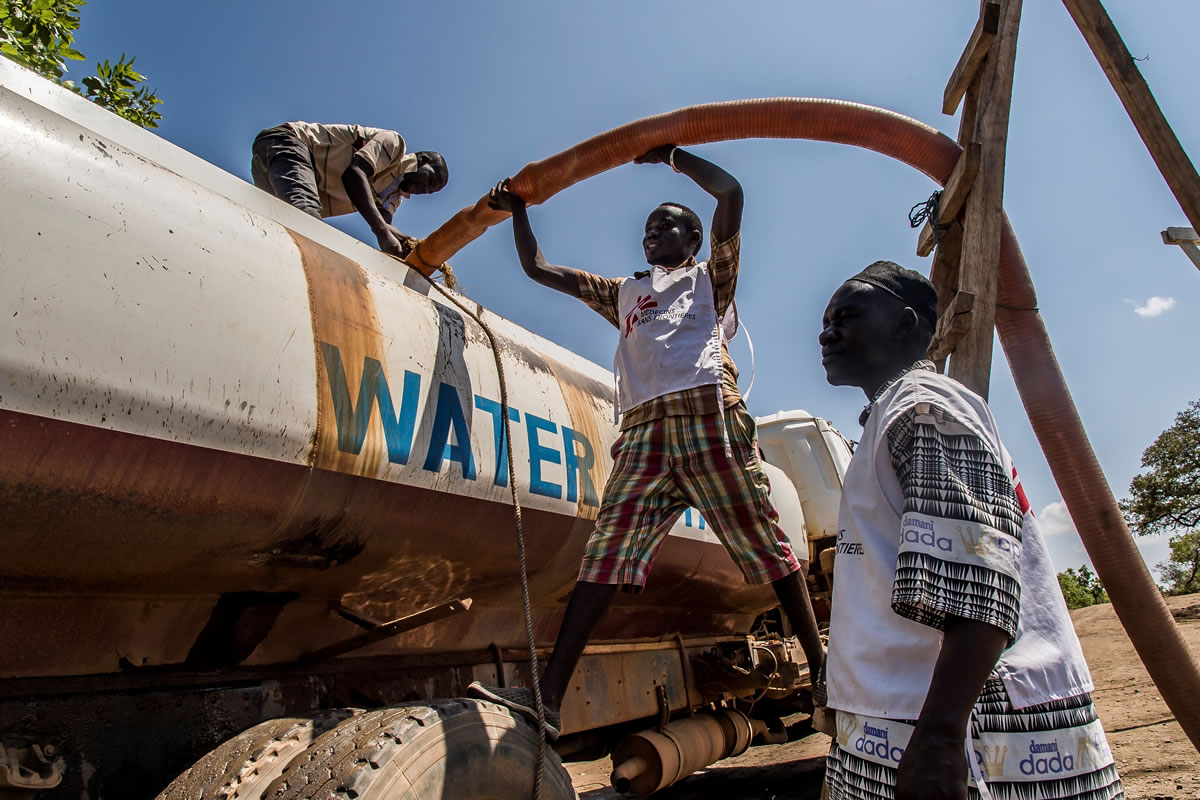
[320,342,420,464]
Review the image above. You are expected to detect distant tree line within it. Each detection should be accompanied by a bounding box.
[1055,397,1199,608]
[1057,565,1110,611]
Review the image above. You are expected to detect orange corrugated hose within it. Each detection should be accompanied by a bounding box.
[408,98,1200,751]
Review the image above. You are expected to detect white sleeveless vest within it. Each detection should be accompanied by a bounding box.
[613,262,724,418]
[827,369,1094,720]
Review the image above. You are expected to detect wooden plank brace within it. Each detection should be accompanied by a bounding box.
[917,142,983,257]
[944,1,1002,115]
[927,290,976,364]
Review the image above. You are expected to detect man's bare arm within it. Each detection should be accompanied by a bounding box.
[895,617,1010,800]
[635,146,743,242]
[343,154,405,257]
[488,181,581,298]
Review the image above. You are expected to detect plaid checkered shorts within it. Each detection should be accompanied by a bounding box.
[577,402,801,591]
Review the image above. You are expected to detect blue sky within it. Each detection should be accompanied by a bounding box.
[68,1,1200,578]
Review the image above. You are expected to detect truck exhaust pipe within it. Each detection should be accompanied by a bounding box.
[609,709,761,796]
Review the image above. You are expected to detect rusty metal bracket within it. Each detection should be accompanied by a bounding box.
[330,602,383,631]
[655,684,670,732]
[0,739,64,794]
[674,634,695,716]
[488,642,507,688]
[301,598,472,664]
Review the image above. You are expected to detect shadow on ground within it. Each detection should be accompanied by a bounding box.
[577,753,826,800]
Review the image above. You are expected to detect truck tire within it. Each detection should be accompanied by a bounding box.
[158,708,362,799]
[261,698,578,799]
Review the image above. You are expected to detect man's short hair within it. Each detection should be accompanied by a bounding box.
[658,202,703,255]
[418,151,449,193]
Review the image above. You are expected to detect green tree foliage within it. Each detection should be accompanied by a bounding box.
[1123,399,1200,594]
[0,0,162,128]
[1123,399,1200,537]
[1057,565,1110,610]
[1156,531,1200,596]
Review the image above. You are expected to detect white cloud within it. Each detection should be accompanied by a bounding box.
[1037,501,1167,575]
[1039,501,1090,571]
[1038,501,1078,537]
[1133,296,1176,317]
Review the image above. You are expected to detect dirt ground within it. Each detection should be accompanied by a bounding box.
[568,594,1200,799]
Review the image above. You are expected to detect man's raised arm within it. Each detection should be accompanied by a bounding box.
[635,146,744,242]
[488,181,581,297]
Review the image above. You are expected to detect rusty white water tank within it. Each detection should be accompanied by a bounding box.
[0,58,847,678]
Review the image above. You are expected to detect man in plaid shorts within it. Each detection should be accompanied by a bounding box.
[469,145,824,739]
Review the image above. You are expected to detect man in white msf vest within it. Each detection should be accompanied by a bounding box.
[817,261,1122,800]
[469,145,824,740]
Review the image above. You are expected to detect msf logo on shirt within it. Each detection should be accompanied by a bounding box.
[623,294,658,337]
[1013,466,1033,516]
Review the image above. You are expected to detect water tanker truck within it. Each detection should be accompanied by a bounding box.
[0,59,852,799]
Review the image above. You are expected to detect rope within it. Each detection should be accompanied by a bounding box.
[908,190,943,248]
[394,251,547,800]
[399,237,459,290]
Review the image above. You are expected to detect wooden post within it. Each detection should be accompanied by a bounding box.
[1062,0,1200,238]
[1162,227,1200,272]
[916,142,981,257]
[928,290,976,364]
[947,0,1022,399]
[944,2,1001,115]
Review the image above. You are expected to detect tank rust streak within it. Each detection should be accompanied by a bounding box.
[287,229,387,476]
[546,355,613,520]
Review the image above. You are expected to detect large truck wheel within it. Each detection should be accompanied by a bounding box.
[262,698,578,799]
[157,708,362,800]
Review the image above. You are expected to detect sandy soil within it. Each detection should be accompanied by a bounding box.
[568,593,1200,799]
[1073,594,1200,800]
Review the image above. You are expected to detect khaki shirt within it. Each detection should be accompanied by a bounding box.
[283,122,417,218]
[576,231,743,430]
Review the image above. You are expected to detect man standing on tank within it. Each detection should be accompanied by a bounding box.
[468,145,825,740]
[251,121,448,258]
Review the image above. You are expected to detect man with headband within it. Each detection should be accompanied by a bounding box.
[251,122,448,257]
[817,261,1123,800]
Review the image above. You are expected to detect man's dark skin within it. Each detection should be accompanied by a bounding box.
[486,144,825,720]
[819,279,1011,800]
[342,152,444,257]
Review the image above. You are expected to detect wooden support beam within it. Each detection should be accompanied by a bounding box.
[937,141,983,224]
[944,2,1001,115]
[1161,226,1199,245]
[916,143,983,257]
[1062,0,1200,239]
[928,291,976,363]
[1162,226,1200,272]
[947,0,1022,399]
[917,220,938,259]
[928,221,965,373]
[929,221,964,305]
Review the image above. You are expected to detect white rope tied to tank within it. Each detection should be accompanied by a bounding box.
[407,260,548,800]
